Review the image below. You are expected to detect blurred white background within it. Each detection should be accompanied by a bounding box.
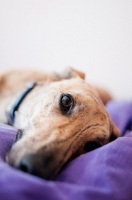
[0,0,132,99]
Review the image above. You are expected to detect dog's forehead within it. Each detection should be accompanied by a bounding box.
[54,78,89,89]
[48,78,97,97]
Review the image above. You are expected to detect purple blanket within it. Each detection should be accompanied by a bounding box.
[0,101,132,200]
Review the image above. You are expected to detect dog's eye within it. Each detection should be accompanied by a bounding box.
[60,94,74,115]
[14,130,23,143]
[84,142,101,152]
[62,95,72,107]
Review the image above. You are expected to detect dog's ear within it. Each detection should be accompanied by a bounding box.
[95,87,113,105]
[109,120,119,142]
[60,67,85,80]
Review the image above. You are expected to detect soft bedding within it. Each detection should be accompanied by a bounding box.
[0,101,132,200]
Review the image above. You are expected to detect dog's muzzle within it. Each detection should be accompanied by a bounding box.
[7,144,65,180]
[16,153,55,180]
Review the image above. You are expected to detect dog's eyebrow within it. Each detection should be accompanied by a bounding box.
[86,93,100,105]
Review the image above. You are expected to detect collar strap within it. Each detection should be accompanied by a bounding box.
[6,82,37,125]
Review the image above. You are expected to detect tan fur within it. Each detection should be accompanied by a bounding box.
[0,67,119,179]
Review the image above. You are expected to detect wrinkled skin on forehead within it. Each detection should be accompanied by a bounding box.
[6,77,119,180]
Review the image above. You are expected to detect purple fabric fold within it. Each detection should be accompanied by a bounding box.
[0,101,132,200]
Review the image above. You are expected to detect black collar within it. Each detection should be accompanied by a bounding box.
[6,82,37,125]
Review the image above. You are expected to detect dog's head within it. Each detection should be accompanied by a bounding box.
[6,68,119,180]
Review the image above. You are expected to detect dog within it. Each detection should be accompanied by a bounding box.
[0,67,119,180]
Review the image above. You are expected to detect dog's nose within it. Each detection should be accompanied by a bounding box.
[17,155,33,174]
[16,153,55,179]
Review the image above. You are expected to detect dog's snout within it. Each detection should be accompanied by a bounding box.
[16,153,55,180]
